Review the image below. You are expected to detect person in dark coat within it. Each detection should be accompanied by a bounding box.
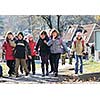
[36,31,50,77]
[14,32,31,77]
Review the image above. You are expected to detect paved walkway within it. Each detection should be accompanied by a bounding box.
[0,60,76,84]
[0,60,100,84]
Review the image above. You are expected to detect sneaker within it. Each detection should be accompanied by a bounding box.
[54,73,58,77]
[25,72,29,76]
[0,75,2,77]
[16,75,19,78]
[80,71,83,74]
[46,73,49,76]
[9,74,12,77]
[42,74,45,77]
[49,71,53,73]
[75,72,78,74]
[32,72,35,75]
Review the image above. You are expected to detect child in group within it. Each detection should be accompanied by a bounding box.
[14,32,31,77]
[27,35,37,75]
[36,31,50,77]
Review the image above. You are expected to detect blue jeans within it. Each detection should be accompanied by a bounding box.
[75,55,83,74]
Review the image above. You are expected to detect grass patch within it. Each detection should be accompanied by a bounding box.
[1,63,9,76]
[83,61,100,73]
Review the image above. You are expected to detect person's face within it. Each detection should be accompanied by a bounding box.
[52,32,57,38]
[40,34,45,39]
[7,34,13,40]
[29,37,33,41]
[18,34,23,40]
[77,35,81,40]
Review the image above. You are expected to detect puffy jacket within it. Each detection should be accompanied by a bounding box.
[47,36,68,54]
[14,39,31,59]
[2,41,15,60]
[28,41,37,56]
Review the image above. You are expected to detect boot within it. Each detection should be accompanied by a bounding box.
[46,63,49,76]
[41,63,45,77]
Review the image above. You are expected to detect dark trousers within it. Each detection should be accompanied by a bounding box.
[49,53,54,72]
[41,55,49,75]
[7,60,15,75]
[50,53,60,74]
[27,56,35,74]
[41,62,48,75]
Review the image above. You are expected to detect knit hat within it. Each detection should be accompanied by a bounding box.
[28,34,33,39]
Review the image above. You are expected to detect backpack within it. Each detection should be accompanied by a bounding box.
[74,40,84,51]
[0,65,3,77]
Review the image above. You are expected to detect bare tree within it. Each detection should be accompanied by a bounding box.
[41,15,53,29]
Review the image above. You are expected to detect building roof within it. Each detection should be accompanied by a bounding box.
[64,23,100,43]
[64,25,78,41]
[82,24,96,43]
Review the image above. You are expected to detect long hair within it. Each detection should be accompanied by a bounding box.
[40,30,48,39]
[6,32,13,43]
[50,29,59,39]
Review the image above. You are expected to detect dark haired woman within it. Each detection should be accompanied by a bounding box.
[36,31,50,77]
[47,29,68,77]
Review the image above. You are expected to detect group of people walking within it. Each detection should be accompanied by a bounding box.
[2,29,68,77]
[2,28,88,78]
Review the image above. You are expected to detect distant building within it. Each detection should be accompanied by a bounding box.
[64,23,100,44]
[64,23,100,61]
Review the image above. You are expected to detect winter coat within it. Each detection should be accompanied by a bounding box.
[36,37,50,56]
[2,41,15,60]
[14,39,31,59]
[47,36,68,54]
[28,41,37,56]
